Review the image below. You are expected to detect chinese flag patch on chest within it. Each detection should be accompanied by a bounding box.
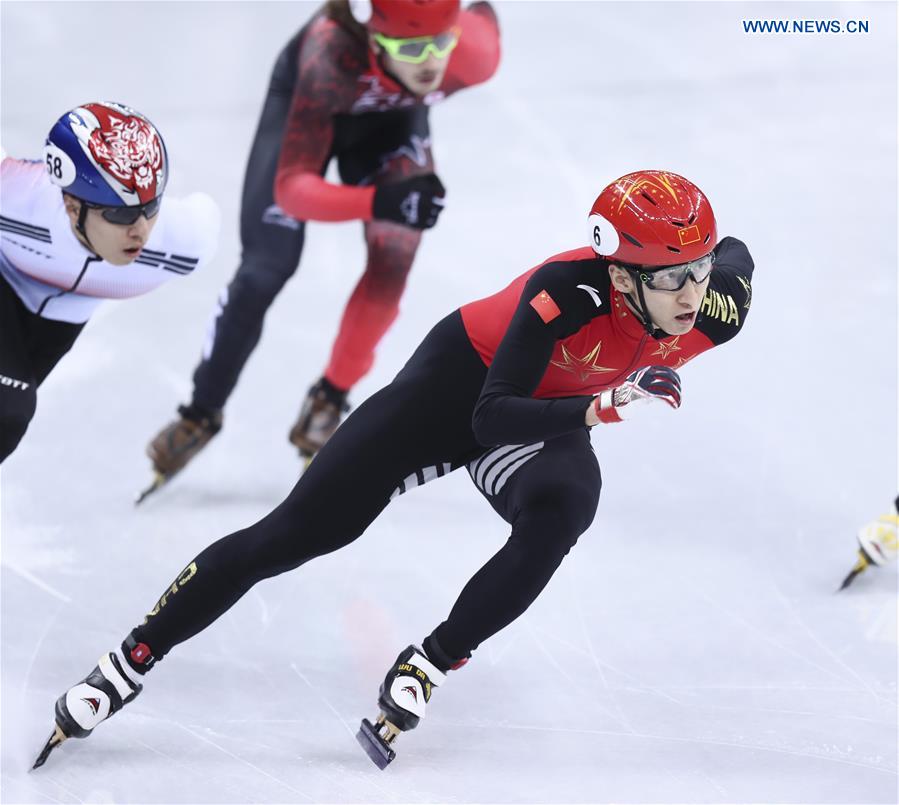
[530,290,561,323]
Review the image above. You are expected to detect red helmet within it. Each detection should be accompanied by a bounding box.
[369,0,460,37]
[588,170,716,267]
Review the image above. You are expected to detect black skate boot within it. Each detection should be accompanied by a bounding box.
[33,644,147,769]
[356,645,446,769]
[288,377,350,462]
[138,403,223,503]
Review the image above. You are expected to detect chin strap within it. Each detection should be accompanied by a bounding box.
[70,195,98,255]
[626,270,666,340]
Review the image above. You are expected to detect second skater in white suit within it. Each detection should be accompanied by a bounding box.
[0,101,220,461]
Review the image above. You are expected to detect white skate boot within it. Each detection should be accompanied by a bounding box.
[33,649,143,769]
[356,645,447,769]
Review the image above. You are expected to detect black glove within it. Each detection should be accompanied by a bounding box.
[372,174,446,230]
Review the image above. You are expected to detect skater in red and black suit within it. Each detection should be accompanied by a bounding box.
[145,0,500,488]
[37,171,754,770]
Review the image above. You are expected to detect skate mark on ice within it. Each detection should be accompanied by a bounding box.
[485,631,519,666]
[20,601,65,699]
[526,621,578,684]
[250,587,270,628]
[134,732,218,767]
[694,590,854,684]
[532,625,686,706]
[698,768,730,798]
[173,722,314,801]
[529,626,896,715]
[657,683,892,691]
[442,721,897,774]
[2,561,71,604]
[688,700,897,728]
[131,734,239,795]
[142,715,278,756]
[290,664,355,739]
[525,620,649,726]
[41,774,86,804]
[201,724,282,754]
[767,577,897,708]
[289,664,396,798]
[219,720,399,798]
[7,781,65,804]
[568,567,637,734]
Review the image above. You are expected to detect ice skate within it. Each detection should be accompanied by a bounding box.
[356,645,445,769]
[33,650,142,769]
[288,378,349,462]
[838,505,899,591]
[138,403,223,503]
[838,550,872,591]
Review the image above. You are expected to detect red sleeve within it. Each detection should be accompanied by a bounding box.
[444,2,501,92]
[273,18,376,222]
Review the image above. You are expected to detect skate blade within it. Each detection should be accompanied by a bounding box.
[135,472,167,506]
[356,717,398,770]
[837,552,870,591]
[31,723,67,770]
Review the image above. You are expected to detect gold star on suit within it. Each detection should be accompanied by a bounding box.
[652,336,683,359]
[550,342,617,381]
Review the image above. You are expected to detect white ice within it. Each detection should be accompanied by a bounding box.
[1,2,896,803]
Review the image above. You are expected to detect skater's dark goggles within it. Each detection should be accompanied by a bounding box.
[373,29,460,64]
[83,196,162,225]
[634,253,715,291]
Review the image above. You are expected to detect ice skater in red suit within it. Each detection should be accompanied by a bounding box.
[41,171,754,771]
[145,0,501,487]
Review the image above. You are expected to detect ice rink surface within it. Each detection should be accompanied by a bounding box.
[1,1,897,803]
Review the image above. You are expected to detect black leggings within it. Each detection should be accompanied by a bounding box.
[135,312,602,663]
[0,275,83,462]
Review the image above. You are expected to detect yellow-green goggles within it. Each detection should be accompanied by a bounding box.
[373,29,460,64]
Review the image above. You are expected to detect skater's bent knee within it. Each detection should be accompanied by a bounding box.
[522,481,599,538]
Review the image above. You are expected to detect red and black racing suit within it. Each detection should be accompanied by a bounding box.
[130,237,754,671]
[190,3,500,410]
